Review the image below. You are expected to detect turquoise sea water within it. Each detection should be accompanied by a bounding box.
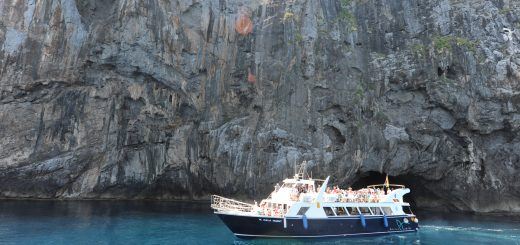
[0,200,518,245]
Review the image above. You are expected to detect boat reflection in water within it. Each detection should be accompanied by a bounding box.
[211,161,419,239]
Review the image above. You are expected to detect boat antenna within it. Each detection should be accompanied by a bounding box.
[294,161,297,179]
[295,161,308,180]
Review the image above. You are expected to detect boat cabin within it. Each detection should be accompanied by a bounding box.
[255,174,412,219]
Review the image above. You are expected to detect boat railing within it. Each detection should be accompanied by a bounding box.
[366,184,406,189]
[211,195,255,213]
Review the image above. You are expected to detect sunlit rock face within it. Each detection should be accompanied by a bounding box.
[0,0,519,213]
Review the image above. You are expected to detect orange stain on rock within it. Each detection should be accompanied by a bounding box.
[235,13,253,35]
[248,70,256,83]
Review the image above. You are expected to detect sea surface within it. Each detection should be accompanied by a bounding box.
[0,200,518,245]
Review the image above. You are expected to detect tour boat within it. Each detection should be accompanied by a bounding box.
[211,162,419,238]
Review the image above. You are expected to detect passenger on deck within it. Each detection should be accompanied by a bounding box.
[290,188,299,201]
[377,188,384,201]
[347,187,354,202]
[368,190,374,203]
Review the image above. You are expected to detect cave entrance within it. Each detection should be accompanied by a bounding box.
[350,171,441,211]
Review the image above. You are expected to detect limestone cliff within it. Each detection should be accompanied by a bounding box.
[1,0,519,213]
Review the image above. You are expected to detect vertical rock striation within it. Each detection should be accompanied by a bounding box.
[0,0,519,213]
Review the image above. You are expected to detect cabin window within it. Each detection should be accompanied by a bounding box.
[282,183,295,188]
[404,206,414,214]
[370,207,383,215]
[335,207,348,216]
[323,207,336,216]
[358,207,372,215]
[382,207,393,215]
[297,207,309,215]
[347,207,359,215]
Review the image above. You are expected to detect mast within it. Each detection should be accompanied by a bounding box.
[295,161,309,180]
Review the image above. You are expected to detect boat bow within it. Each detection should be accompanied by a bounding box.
[211,195,255,214]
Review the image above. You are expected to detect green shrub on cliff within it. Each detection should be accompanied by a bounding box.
[338,0,357,31]
[433,35,478,54]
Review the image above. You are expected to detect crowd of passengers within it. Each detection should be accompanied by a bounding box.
[257,203,286,217]
[279,183,390,203]
[256,185,392,217]
[324,186,388,203]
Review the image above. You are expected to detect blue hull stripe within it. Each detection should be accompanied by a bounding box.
[235,229,417,238]
[217,213,419,238]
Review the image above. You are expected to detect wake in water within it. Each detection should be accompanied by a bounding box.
[419,224,520,243]
[421,224,520,233]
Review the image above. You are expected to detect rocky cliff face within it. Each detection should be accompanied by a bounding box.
[1,0,519,213]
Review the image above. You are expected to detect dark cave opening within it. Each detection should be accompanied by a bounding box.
[350,171,446,212]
